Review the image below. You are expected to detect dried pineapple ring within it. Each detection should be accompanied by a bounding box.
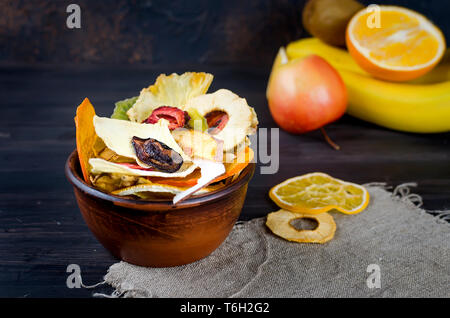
[183,89,258,152]
[127,72,213,123]
[266,209,336,243]
[270,172,370,215]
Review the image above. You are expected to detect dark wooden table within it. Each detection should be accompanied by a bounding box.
[1,64,449,297]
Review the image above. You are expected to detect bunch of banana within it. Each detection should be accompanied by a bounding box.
[285,38,450,133]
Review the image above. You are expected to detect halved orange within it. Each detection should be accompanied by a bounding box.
[269,172,369,215]
[346,6,446,82]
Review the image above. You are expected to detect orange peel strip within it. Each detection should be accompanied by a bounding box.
[74,98,97,184]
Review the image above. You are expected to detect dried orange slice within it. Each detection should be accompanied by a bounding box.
[346,6,446,82]
[266,209,336,243]
[269,172,369,215]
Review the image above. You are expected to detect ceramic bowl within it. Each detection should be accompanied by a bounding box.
[65,150,255,267]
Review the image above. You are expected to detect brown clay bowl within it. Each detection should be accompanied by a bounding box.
[65,150,255,267]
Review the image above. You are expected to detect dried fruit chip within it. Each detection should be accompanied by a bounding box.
[186,108,208,132]
[114,162,154,170]
[270,172,369,215]
[171,129,220,161]
[74,98,97,183]
[221,146,254,178]
[266,209,336,243]
[131,136,183,172]
[127,72,213,123]
[205,110,229,135]
[89,157,197,178]
[144,106,187,130]
[183,89,258,152]
[90,173,142,193]
[97,147,135,164]
[148,147,254,187]
[111,96,138,120]
[111,182,224,198]
[93,115,191,165]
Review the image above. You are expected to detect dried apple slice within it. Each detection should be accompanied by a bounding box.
[266,209,336,244]
[183,89,258,152]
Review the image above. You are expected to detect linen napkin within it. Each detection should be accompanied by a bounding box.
[94,184,450,298]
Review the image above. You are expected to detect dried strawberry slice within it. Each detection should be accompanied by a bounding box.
[144,106,187,130]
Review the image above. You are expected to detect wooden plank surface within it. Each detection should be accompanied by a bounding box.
[0,65,449,297]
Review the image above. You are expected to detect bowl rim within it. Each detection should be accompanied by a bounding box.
[65,149,255,210]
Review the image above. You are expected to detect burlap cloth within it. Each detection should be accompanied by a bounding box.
[94,184,450,298]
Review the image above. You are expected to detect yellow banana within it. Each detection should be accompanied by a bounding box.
[286,38,450,84]
[287,38,369,76]
[410,62,450,84]
[340,71,450,133]
[282,38,450,133]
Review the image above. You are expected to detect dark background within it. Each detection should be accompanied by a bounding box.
[1,0,449,66]
[1,0,449,297]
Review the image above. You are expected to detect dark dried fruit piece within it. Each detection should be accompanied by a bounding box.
[205,111,229,135]
[144,106,187,130]
[132,136,183,172]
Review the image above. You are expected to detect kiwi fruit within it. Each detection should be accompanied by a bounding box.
[302,0,364,47]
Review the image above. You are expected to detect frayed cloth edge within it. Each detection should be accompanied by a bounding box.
[91,182,449,298]
[364,182,450,226]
